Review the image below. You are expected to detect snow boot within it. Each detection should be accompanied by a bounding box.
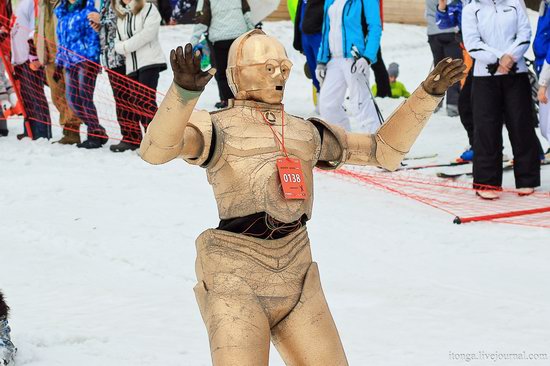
[77,134,108,149]
[446,104,459,117]
[459,147,474,162]
[0,317,16,366]
[54,125,81,145]
[517,187,535,196]
[476,190,500,200]
[109,141,139,152]
[215,100,228,109]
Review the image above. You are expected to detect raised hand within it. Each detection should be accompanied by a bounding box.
[423,58,466,96]
[170,43,216,91]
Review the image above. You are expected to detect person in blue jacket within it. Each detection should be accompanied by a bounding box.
[316,0,382,133]
[56,0,108,149]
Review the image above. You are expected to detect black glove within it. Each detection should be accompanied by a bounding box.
[53,65,64,83]
[486,62,499,76]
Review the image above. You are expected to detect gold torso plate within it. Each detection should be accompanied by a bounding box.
[205,101,321,223]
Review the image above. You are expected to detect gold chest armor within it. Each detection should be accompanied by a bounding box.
[205,101,321,223]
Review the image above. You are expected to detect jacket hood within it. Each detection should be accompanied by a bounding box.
[113,0,144,18]
[56,0,95,17]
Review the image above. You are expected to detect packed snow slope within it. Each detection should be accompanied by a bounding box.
[1,22,549,366]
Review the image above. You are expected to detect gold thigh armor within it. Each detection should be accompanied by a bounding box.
[194,227,348,366]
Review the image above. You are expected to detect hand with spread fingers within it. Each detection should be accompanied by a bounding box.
[170,43,216,91]
[422,58,467,96]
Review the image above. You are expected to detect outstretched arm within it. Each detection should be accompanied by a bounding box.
[316,58,466,171]
[140,44,215,165]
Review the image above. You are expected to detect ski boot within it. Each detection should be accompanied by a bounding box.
[109,141,139,152]
[0,317,16,366]
[77,134,108,149]
[54,125,81,145]
[214,100,228,109]
[456,147,474,163]
[446,104,459,117]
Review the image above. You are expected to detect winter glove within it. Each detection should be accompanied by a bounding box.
[351,57,370,75]
[422,57,466,96]
[315,64,327,87]
[53,65,64,83]
[170,43,216,91]
[486,62,499,76]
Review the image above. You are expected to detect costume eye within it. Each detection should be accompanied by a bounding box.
[266,64,275,74]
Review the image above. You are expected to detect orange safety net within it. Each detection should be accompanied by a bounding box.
[3,17,550,229]
[0,15,163,144]
[321,166,550,229]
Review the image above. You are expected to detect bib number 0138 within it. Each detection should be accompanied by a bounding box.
[276,158,308,200]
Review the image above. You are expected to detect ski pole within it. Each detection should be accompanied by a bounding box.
[350,45,384,126]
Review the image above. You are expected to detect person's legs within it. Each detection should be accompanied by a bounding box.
[428,34,447,111]
[302,32,322,92]
[108,66,138,143]
[502,74,541,188]
[346,59,379,133]
[44,62,80,131]
[136,67,160,129]
[272,262,348,366]
[442,33,463,108]
[472,76,504,188]
[458,67,474,146]
[212,40,235,103]
[16,62,52,139]
[320,58,351,130]
[371,48,391,98]
[77,61,105,137]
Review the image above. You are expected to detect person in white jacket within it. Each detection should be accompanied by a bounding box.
[462,0,540,199]
[114,0,167,151]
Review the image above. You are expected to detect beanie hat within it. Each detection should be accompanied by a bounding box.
[388,62,399,77]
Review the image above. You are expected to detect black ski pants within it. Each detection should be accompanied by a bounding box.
[371,48,391,98]
[459,66,474,146]
[211,39,236,102]
[472,73,540,188]
[428,33,462,107]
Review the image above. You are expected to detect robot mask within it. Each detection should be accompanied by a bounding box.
[227,30,293,104]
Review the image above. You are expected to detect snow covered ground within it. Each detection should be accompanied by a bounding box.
[1,22,550,366]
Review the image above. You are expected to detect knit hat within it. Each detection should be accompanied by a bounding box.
[388,62,399,77]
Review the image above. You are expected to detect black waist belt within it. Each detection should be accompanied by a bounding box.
[218,212,308,240]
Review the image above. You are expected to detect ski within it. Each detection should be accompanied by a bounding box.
[397,160,470,171]
[436,160,550,179]
[404,153,439,161]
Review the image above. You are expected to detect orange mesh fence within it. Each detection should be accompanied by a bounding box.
[1,15,163,144]
[3,17,550,229]
[321,167,550,229]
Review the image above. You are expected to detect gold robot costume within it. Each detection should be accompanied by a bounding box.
[140,30,465,366]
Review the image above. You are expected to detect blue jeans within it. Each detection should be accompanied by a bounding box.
[65,61,106,137]
[302,32,322,92]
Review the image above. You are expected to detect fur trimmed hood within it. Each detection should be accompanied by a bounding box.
[113,0,144,18]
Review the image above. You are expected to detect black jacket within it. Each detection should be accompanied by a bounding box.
[293,0,324,52]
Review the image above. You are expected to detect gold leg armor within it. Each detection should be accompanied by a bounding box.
[194,228,348,366]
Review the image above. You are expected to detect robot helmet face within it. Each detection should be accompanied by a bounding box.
[227,30,293,104]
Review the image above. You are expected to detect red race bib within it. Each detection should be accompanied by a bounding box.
[276,158,308,200]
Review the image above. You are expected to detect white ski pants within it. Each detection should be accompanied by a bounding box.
[319,57,379,133]
[538,90,550,144]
